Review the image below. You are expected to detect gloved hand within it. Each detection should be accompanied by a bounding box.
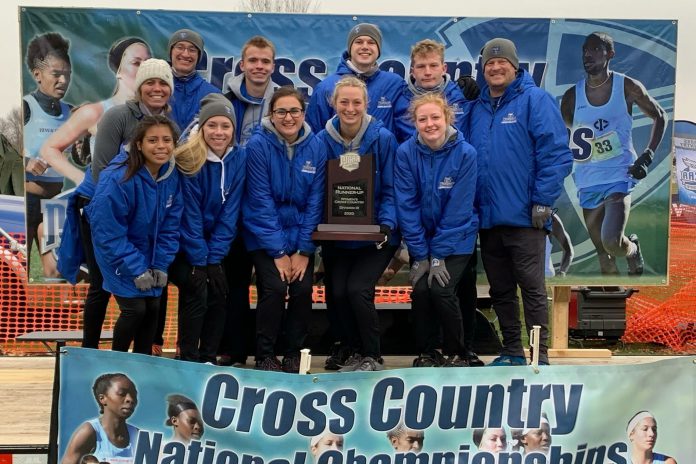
[152,269,168,287]
[379,224,392,243]
[408,259,429,288]
[531,204,552,229]
[190,266,208,292]
[457,75,480,100]
[628,149,654,180]
[134,270,155,291]
[207,263,228,296]
[428,257,451,288]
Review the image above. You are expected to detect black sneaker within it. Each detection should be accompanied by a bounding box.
[355,356,384,371]
[324,343,352,370]
[412,351,446,367]
[338,353,364,372]
[281,355,301,373]
[464,351,485,367]
[255,356,282,372]
[626,234,644,276]
[443,355,470,367]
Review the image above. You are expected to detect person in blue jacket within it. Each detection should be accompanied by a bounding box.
[242,86,326,372]
[316,76,399,372]
[169,94,246,364]
[57,58,176,351]
[395,93,478,368]
[86,115,182,354]
[306,23,410,142]
[168,29,220,132]
[466,38,572,366]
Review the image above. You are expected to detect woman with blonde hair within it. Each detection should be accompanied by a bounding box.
[169,93,246,364]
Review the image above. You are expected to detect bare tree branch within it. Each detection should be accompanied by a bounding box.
[239,0,319,13]
[0,107,22,155]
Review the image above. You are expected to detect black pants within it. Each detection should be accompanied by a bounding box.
[583,192,634,275]
[480,226,548,361]
[169,254,227,363]
[251,251,314,359]
[76,196,113,349]
[153,285,169,346]
[219,236,255,363]
[322,244,396,359]
[112,295,160,354]
[411,254,470,356]
[457,251,479,353]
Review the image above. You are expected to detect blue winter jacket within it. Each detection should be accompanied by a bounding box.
[242,118,326,257]
[306,52,410,142]
[395,128,478,262]
[171,73,220,133]
[403,76,468,138]
[316,115,399,248]
[466,69,572,230]
[86,158,183,297]
[180,146,246,267]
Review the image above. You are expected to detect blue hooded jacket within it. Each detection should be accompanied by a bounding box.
[171,72,220,133]
[395,128,478,262]
[306,52,410,142]
[466,69,572,230]
[242,118,326,257]
[86,157,183,298]
[316,115,399,248]
[403,75,468,138]
[180,145,246,267]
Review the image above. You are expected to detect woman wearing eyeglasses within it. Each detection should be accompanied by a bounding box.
[242,86,326,372]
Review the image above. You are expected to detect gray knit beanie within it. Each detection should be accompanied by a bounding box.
[346,23,382,58]
[481,38,519,69]
[169,29,205,64]
[198,93,236,129]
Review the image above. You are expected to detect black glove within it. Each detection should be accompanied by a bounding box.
[189,266,208,292]
[457,75,480,100]
[207,263,228,296]
[531,204,552,229]
[152,269,168,287]
[379,224,392,243]
[134,270,155,291]
[628,149,654,180]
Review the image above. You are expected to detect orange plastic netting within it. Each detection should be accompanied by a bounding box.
[1,208,695,353]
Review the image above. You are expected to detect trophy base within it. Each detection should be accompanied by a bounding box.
[312,224,385,241]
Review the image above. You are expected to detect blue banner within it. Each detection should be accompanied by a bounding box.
[20,9,676,285]
[59,348,694,464]
[674,121,696,205]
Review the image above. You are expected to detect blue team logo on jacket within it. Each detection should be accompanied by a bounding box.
[301,160,317,174]
[438,177,454,189]
[501,112,517,124]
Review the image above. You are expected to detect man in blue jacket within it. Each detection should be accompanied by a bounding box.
[306,23,410,142]
[467,38,572,366]
[168,29,220,131]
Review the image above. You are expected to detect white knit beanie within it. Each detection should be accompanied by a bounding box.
[135,58,174,91]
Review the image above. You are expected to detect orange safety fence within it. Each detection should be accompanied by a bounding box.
[2,206,696,354]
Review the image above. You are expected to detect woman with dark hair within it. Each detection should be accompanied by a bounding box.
[166,394,204,443]
[41,37,152,184]
[242,86,325,372]
[61,373,139,464]
[86,115,182,354]
[511,413,551,455]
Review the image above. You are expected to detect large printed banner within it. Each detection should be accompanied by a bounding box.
[674,121,696,205]
[20,8,676,285]
[59,348,695,464]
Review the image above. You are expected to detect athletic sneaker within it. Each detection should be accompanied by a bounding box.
[488,355,527,366]
[355,356,385,371]
[626,234,644,276]
[338,353,364,372]
[324,343,352,370]
[464,351,485,367]
[281,356,301,374]
[412,351,447,367]
[255,356,282,372]
[443,355,470,367]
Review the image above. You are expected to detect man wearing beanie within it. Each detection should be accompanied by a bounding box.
[466,38,572,367]
[168,28,220,132]
[306,22,410,142]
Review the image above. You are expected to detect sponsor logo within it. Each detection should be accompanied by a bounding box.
[594,118,609,131]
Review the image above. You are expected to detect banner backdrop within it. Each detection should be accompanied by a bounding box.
[674,120,696,205]
[59,348,694,464]
[20,8,676,285]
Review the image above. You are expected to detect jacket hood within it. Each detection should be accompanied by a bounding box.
[415,125,461,155]
[324,114,374,150]
[261,116,313,148]
[407,73,451,96]
[225,72,275,105]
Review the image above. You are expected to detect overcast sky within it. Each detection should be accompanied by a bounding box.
[4,0,694,121]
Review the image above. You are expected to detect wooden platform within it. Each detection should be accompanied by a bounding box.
[0,353,679,447]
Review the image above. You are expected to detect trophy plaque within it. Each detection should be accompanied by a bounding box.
[312,153,385,241]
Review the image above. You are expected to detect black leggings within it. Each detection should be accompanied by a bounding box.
[112,295,160,354]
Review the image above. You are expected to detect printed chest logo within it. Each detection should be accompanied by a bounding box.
[301,160,317,174]
[452,102,463,115]
[377,96,392,109]
[439,177,454,189]
[594,118,609,131]
[166,194,173,208]
[501,112,517,124]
